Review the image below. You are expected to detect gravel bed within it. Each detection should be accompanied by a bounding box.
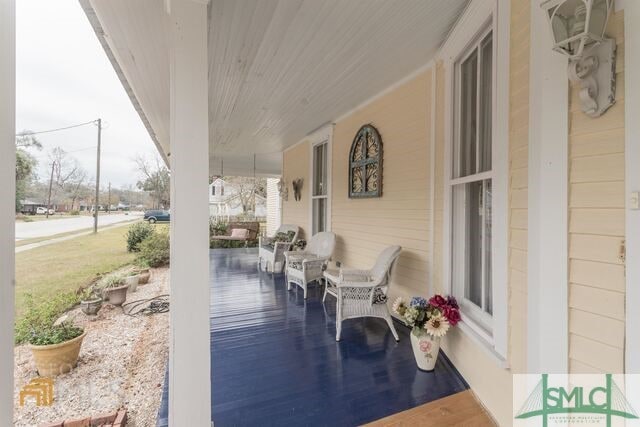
[13,267,170,427]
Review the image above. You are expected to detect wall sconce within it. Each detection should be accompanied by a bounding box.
[277,178,288,201]
[542,0,616,117]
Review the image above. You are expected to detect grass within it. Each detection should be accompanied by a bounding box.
[15,225,136,318]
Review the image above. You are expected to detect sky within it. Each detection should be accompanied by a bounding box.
[16,0,159,189]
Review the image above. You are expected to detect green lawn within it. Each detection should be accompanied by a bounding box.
[15,225,136,317]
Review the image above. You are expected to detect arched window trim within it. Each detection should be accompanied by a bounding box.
[348,124,383,198]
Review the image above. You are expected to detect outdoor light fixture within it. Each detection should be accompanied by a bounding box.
[542,0,616,117]
[277,178,288,201]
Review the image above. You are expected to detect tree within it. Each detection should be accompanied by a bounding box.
[135,154,170,209]
[224,176,267,215]
[44,147,83,208]
[15,131,41,212]
[66,169,90,211]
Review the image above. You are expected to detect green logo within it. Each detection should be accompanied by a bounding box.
[515,374,638,427]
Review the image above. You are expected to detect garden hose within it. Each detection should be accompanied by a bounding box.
[122,295,170,316]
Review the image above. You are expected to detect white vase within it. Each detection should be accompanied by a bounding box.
[410,329,440,371]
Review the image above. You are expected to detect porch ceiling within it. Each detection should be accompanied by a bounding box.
[83,0,469,176]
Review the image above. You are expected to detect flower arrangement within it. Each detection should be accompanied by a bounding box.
[392,294,460,338]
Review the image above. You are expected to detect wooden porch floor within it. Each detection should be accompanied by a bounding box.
[157,248,469,426]
[365,390,495,426]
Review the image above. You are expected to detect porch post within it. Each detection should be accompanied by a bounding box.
[0,0,16,425]
[168,0,211,425]
[527,0,569,373]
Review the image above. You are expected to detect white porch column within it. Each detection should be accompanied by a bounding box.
[0,0,16,425]
[168,1,211,425]
[527,0,569,373]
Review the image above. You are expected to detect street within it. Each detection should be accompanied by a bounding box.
[15,212,142,240]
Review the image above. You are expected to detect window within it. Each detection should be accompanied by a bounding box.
[211,185,216,196]
[451,28,494,335]
[312,140,329,234]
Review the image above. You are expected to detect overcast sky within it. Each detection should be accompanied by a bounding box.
[16,0,158,189]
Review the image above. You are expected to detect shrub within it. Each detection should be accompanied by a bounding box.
[69,210,80,216]
[126,222,155,252]
[15,292,82,345]
[137,232,170,267]
[209,219,228,236]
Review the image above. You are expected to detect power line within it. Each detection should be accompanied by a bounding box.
[16,120,99,137]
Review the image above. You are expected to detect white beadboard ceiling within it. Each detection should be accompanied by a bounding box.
[83,0,469,176]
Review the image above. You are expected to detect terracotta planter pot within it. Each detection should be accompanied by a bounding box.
[29,331,87,377]
[104,284,129,306]
[410,329,440,372]
[124,275,140,292]
[138,271,151,285]
[80,298,102,315]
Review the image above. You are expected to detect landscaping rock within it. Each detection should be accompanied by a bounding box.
[14,268,170,427]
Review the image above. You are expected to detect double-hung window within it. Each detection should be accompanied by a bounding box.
[312,140,329,234]
[451,27,494,336]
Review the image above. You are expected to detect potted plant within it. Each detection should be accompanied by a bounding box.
[79,289,102,316]
[102,275,129,306]
[135,262,151,285]
[124,271,140,292]
[392,294,460,371]
[28,322,86,377]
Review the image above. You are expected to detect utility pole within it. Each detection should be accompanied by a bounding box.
[107,182,111,214]
[46,160,55,219]
[93,118,102,233]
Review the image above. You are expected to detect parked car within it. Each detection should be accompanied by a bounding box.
[35,207,47,215]
[48,208,55,215]
[143,209,170,223]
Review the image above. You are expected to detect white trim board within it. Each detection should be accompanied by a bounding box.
[0,1,16,425]
[441,0,510,362]
[527,0,569,374]
[624,0,640,374]
[428,65,437,296]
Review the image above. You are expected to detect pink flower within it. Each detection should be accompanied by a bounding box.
[419,341,432,352]
[429,295,446,308]
[446,295,459,309]
[442,306,461,326]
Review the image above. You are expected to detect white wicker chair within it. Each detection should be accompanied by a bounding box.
[323,245,402,342]
[258,224,299,273]
[285,232,336,299]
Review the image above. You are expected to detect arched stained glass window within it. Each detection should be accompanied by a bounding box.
[349,124,382,198]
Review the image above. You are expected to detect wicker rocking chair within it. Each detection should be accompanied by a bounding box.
[284,231,336,299]
[323,245,402,342]
[258,224,299,273]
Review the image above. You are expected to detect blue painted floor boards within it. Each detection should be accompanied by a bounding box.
[157,248,468,426]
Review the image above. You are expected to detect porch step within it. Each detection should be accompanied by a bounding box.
[364,390,495,426]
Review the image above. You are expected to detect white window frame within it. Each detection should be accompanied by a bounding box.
[438,0,509,361]
[450,26,494,335]
[308,125,333,234]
